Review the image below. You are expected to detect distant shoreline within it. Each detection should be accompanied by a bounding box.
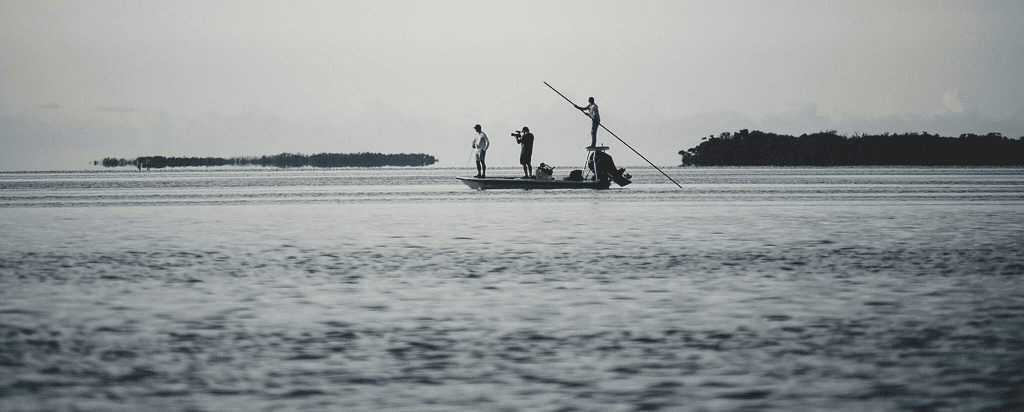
[97,152,438,169]
[680,130,1024,166]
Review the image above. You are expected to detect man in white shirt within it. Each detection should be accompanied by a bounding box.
[575,97,600,148]
[472,124,489,178]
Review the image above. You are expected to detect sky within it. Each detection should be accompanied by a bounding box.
[2,0,1023,171]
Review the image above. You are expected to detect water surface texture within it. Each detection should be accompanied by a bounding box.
[2,167,1023,411]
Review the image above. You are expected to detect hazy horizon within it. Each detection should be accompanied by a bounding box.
[3,0,1023,171]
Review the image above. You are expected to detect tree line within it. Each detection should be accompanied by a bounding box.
[98,152,438,169]
[679,130,1024,166]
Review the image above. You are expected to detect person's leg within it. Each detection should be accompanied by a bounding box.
[590,121,599,147]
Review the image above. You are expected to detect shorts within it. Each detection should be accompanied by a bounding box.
[520,151,532,165]
[476,149,486,162]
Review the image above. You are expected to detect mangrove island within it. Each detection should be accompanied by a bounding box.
[98,152,438,169]
[679,130,1024,166]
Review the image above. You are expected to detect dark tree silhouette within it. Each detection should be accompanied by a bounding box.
[680,131,1023,166]
[99,152,438,169]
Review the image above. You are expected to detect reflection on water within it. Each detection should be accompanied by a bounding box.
[2,166,1023,207]
[1,167,1023,411]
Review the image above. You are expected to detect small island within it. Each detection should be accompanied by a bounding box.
[98,152,438,169]
[679,130,1024,166]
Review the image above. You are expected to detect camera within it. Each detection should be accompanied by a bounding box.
[511,131,522,138]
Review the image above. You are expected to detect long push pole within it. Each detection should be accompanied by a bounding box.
[543,82,683,189]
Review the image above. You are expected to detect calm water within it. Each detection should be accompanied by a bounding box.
[1,166,1023,412]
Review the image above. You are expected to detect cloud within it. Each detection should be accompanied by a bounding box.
[0,112,134,171]
[761,103,832,135]
[93,106,138,113]
[940,90,969,114]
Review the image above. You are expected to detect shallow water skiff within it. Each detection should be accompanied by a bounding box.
[457,146,631,190]
[456,176,612,190]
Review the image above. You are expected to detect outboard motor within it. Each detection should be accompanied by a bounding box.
[592,151,631,186]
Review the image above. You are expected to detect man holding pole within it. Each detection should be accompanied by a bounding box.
[544,81,683,188]
[574,97,600,148]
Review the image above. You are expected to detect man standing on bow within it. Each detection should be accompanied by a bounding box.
[472,124,489,178]
[574,97,600,148]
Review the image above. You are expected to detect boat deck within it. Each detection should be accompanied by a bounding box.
[456,176,611,190]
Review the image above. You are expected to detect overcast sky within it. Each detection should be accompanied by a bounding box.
[2,0,1023,171]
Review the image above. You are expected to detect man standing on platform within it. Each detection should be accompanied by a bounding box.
[472,124,489,178]
[516,126,535,178]
[575,97,600,147]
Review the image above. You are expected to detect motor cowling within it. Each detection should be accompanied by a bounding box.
[593,151,631,187]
